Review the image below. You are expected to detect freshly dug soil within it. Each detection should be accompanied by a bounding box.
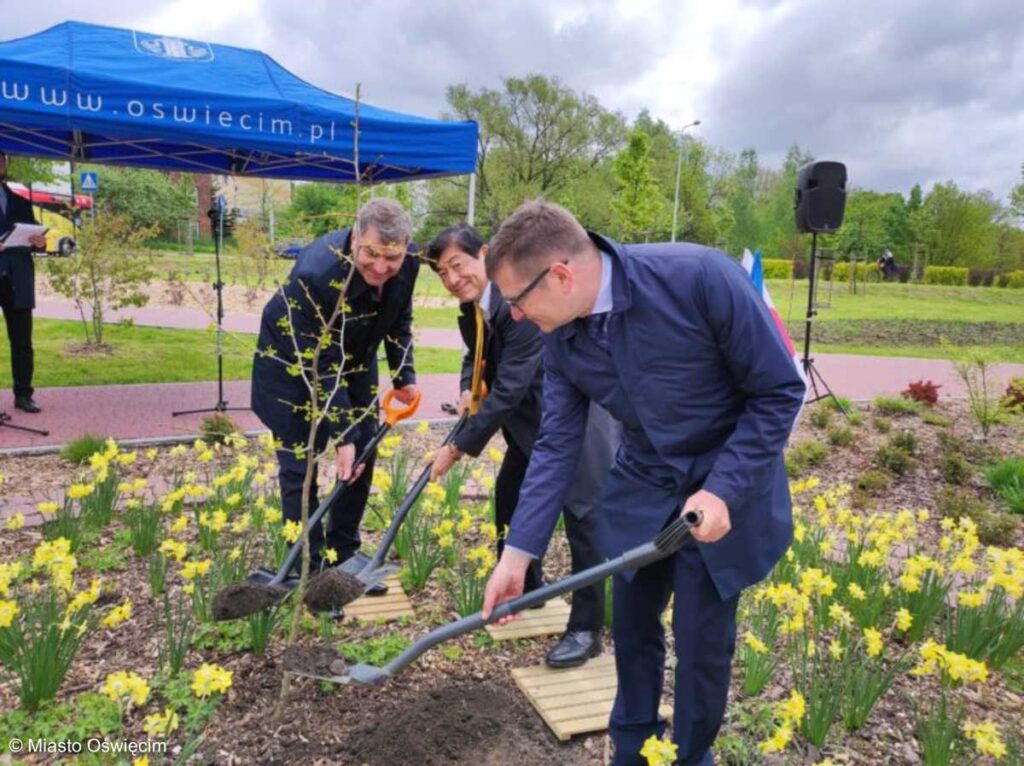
[304,568,367,612]
[282,645,348,679]
[341,678,570,766]
[212,581,287,621]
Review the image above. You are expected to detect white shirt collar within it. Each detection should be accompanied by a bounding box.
[478,281,494,320]
[590,251,614,315]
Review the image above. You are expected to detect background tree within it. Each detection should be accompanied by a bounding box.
[611,129,662,242]
[80,165,194,240]
[46,212,156,348]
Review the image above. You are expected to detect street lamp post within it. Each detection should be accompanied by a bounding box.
[671,119,701,242]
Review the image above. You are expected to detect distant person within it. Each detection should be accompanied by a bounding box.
[0,149,47,414]
[877,248,896,280]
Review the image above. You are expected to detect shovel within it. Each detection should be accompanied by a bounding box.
[289,508,703,684]
[211,389,421,621]
[304,411,470,613]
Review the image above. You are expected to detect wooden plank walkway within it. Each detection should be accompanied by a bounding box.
[342,575,414,623]
[485,598,571,640]
[511,655,672,741]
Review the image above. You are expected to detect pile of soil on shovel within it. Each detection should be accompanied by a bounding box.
[211,581,285,621]
[304,568,367,611]
[340,678,572,766]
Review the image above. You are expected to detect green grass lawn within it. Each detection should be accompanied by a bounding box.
[0,320,461,388]
[766,279,1024,324]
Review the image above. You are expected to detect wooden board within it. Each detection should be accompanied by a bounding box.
[511,655,672,741]
[484,598,571,640]
[342,575,414,623]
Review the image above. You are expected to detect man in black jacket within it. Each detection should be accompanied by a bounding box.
[251,199,419,578]
[425,224,620,668]
[0,150,47,413]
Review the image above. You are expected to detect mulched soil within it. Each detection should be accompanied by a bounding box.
[0,403,1021,764]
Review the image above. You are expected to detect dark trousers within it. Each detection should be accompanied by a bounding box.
[495,434,605,631]
[0,279,33,398]
[610,538,739,766]
[276,432,377,565]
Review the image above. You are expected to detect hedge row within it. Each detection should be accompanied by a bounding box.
[760,258,1024,288]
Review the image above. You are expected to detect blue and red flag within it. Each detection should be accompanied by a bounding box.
[742,249,806,385]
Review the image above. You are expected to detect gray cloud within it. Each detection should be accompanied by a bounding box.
[2,0,1020,199]
[701,0,1024,198]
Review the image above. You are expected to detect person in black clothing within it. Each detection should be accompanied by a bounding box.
[425,224,621,668]
[251,199,419,580]
[0,150,47,413]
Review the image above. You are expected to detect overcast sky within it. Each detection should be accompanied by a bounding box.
[2,0,1021,200]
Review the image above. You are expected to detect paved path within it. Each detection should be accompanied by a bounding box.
[34,297,465,348]
[3,355,1023,454]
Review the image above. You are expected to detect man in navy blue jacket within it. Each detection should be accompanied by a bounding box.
[251,199,419,576]
[481,201,805,765]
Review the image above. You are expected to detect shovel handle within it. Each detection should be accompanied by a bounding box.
[376,509,702,678]
[364,411,470,572]
[382,388,421,426]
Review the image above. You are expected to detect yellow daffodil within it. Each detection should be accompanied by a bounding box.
[324,548,338,564]
[0,599,19,628]
[743,631,768,654]
[5,513,25,531]
[963,720,1007,760]
[864,627,884,658]
[281,519,302,544]
[101,670,150,707]
[895,608,913,632]
[640,734,678,766]
[102,599,132,628]
[143,707,181,738]
[191,662,233,697]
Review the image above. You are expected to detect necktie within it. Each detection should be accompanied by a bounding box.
[468,304,487,414]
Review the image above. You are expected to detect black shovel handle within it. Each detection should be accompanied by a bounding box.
[375,509,704,677]
[364,412,470,572]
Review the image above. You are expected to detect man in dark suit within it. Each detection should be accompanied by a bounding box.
[425,223,620,668]
[481,202,805,765]
[251,199,419,580]
[0,150,47,413]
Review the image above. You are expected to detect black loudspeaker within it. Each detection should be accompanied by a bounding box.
[794,161,847,233]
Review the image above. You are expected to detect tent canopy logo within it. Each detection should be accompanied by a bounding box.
[132,32,214,63]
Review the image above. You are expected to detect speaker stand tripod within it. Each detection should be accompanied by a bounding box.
[801,232,848,418]
[0,410,49,436]
[172,198,249,419]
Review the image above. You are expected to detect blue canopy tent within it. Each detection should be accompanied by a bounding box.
[0,21,477,183]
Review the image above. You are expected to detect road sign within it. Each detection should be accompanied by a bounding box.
[79,172,99,192]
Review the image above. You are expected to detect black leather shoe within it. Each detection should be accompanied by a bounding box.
[545,630,602,669]
[14,396,40,413]
[339,551,388,597]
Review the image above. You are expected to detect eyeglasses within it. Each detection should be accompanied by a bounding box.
[356,244,407,262]
[506,264,556,309]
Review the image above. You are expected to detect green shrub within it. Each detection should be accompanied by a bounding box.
[940,488,1022,544]
[1002,377,1024,413]
[824,396,853,413]
[1002,270,1024,289]
[873,417,892,433]
[200,413,237,444]
[889,429,918,455]
[940,454,972,486]
[827,426,854,447]
[856,469,892,492]
[875,444,913,475]
[923,266,969,286]
[847,411,864,427]
[762,258,793,279]
[985,458,1024,515]
[786,441,829,477]
[809,408,831,429]
[921,411,952,427]
[60,434,108,465]
[873,396,922,416]
[937,487,987,522]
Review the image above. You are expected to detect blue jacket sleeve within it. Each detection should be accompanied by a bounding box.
[697,255,806,511]
[502,349,589,558]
